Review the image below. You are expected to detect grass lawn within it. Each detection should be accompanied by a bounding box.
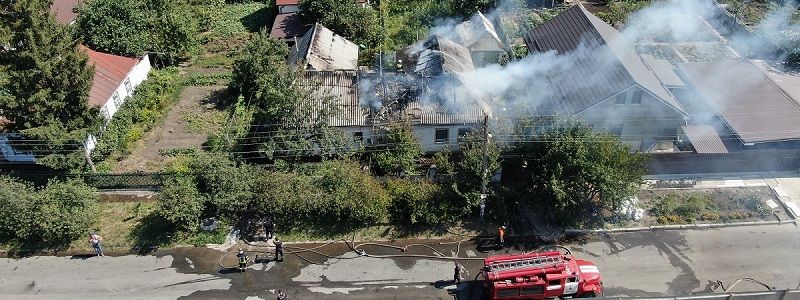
[194,2,272,69]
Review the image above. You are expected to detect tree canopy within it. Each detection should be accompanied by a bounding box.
[76,0,200,63]
[299,0,380,63]
[369,122,423,175]
[506,118,649,224]
[0,0,97,170]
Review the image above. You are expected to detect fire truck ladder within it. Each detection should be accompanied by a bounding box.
[487,255,563,273]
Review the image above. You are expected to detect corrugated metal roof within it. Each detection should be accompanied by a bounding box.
[751,59,800,107]
[50,0,82,25]
[678,60,800,143]
[401,100,485,125]
[681,125,728,153]
[270,13,310,41]
[288,23,359,71]
[523,4,686,115]
[298,71,369,127]
[408,35,475,79]
[641,54,686,87]
[454,11,505,50]
[81,46,142,108]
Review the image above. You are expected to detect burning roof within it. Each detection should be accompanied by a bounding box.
[297,70,369,127]
[453,11,506,52]
[405,35,475,79]
[288,23,359,71]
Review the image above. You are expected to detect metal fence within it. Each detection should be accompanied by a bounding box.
[1,167,172,191]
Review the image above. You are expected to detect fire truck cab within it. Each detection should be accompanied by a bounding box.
[481,250,603,299]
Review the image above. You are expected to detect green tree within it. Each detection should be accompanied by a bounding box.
[455,129,500,198]
[507,118,648,225]
[76,0,199,62]
[230,31,352,162]
[370,122,423,175]
[0,0,97,171]
[449,0,494,18]
[157,176,206,230]
[0,176,99,248]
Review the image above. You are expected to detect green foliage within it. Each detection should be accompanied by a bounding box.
[650,193,711,224]
[92,68,183,161]
[0,176,99,248]
[76,0,200,62]
[507,118,649,225]
[157,177,206,230]
[0,0,97,171]
[596,0,651,26]
[449,0,494,18]
[370,122,423,175]
[431,147,455,175]
[162,154,390,230]
[455,129,500,197]
[385,178,468,226]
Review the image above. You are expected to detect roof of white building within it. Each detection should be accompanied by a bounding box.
[288,23,359,71]
[81,46,145,108]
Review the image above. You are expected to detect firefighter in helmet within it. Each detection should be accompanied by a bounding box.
[237,248,247,272]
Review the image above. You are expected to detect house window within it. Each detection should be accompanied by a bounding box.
[112,92,122,108]
[631,90,643,105]
[124,78,133,95]
[615,93,627,105]
[435,128,449,144]
[458,128,471,137]
[611,124,624,136]
[353,131,363,143]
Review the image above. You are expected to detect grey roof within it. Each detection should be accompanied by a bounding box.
[751,59,800,106]
[454,11,506,51]
[641,54,686,87]
[407,35,475,79]
[678,60,800,143]
[270,13,310,41]
[523,4,686,115]
[288,23,359,71]
[298,71,369,127]
[400,98,487,126]
[681,125,728,153]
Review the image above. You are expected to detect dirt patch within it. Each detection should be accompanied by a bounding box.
[113,85,227,172]
[634,187,787,226]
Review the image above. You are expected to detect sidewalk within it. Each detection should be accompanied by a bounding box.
[645,171,800,219]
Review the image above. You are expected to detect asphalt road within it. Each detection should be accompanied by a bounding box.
[1,224,799,299]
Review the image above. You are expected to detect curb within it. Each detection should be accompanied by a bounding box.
[564,219,796,234]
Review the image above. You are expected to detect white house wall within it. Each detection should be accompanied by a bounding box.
[86,55,152,155]
[412,124,481,153]
[578,85,685,148]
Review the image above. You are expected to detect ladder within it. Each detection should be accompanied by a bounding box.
[487,255,563,273]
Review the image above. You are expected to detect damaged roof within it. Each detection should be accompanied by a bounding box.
[678,60,800,144]
[454,11,506,51]
[407,35,475,79]
[288,23,359,71]
[400,99,486,126]
[523,4,686,115]
[298,71,369,127]
[641,54,686,88]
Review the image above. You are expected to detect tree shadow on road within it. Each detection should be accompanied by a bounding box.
[129,212,176,255]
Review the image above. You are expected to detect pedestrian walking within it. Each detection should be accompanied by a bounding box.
[274,237,284,262]
[498,226,506,247]
[276,289,287,300]
[237,248,247,272]
[88,232,104,257]
[453,262,468,284]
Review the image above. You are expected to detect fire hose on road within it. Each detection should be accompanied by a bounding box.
[218,237,490,270]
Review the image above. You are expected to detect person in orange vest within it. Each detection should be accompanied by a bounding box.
[498,226,506,247]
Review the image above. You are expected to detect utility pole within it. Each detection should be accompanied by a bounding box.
[480,113,489,220]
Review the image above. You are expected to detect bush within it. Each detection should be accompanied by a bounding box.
[650,193,712,224]
[386,178,441,226]
[157,177,206,231]
[92,68,182,161]
[0,176,99,247]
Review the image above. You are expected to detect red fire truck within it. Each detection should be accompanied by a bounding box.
[481,248,603,299]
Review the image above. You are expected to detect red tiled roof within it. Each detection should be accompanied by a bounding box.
[80,46,141,108]
[50,0,83,25]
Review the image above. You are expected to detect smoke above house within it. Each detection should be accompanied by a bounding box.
[360,0,800,127]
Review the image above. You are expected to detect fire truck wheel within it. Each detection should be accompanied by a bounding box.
[576,291,597,298]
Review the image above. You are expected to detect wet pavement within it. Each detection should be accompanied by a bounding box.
[1,224,799,299]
